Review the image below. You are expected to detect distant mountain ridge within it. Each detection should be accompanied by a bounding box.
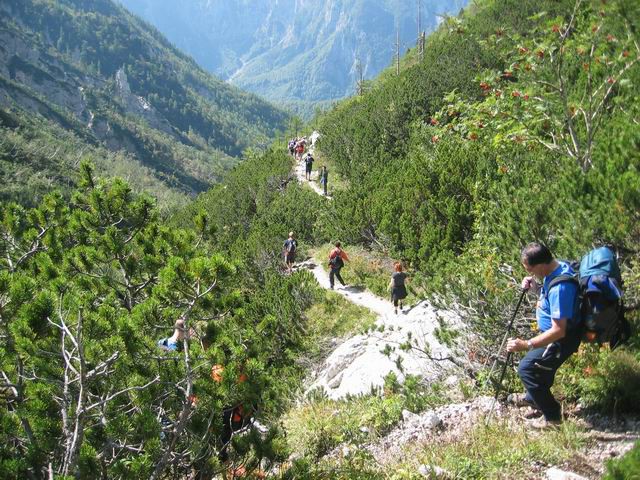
[116,0,468,117]
[0,0,290,206]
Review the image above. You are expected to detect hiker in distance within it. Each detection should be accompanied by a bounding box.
[328,241,349,289]
[295,141,305,161]
[283,231,297,274]
[319,165,328,196]
[506,243,582,428]
[304,152,314,181]
[389,262,408,315]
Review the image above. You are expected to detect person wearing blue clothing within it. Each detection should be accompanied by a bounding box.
[157,319,185,351]
[507,243,582,428]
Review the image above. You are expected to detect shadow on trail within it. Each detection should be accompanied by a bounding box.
[402,299,428,315]
[340,285,365,293]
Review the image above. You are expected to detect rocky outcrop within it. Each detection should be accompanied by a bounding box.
[0,28,93,126]
[114,68,175,136]
[298,259,466,400]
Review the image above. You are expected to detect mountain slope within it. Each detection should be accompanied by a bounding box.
[0,0,291,207]
[116,0,468,117]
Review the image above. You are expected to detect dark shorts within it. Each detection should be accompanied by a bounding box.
[391,285,407,301]
[285,251,296,263]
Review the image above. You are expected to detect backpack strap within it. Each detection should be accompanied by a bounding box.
[545,273,579,295]
[544,273,581,326]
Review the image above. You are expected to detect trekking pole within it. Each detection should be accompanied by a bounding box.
[486,288,527,424]
[486,288,527,381]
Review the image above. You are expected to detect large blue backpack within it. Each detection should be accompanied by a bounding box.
[547,247,630,349]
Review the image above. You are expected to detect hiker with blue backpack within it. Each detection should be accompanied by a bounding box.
[157,319,186,351]
[506,243,628,428]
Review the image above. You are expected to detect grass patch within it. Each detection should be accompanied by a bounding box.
[298,418,589,479]
[305,288,377,341]
[391,419,586,479]
[313,244,425,306]
[284,378,449,462]
[604,440,640,480]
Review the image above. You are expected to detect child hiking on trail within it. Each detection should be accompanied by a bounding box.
[328,241,349,289]
[304,153,314,181]
[389,262,408,314]
[319,166,328,196]
[283,231,297,274]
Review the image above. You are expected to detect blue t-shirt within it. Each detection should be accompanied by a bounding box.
[536,261,579,332]
[158,337,179,351]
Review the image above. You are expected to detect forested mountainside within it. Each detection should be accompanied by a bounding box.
[316,0,640,307]
[0,0,290,208]
[117,0,468,118]
[1,0,639,478]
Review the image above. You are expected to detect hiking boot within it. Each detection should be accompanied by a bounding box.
[507,393,536,408]
[522,407,543,419]
[528,417,562,430]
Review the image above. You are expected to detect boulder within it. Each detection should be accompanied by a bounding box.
[545,467,588,480]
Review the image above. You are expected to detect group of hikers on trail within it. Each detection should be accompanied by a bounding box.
[288,136,329,195]
[152,134,629,471]
[154,238,629,477]
[278,236,627,431]
[288,137,306,161]
[282,238,410,314]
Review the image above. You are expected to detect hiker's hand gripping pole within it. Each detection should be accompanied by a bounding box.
[486,288,527,424]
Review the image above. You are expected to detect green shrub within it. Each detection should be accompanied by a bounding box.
[576,349,640,414]
[604,441,640,480]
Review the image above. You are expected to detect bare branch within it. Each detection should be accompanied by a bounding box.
[84,376,160,412]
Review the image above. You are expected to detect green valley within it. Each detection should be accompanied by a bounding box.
[0,0,638,478]
[0,0,290,209]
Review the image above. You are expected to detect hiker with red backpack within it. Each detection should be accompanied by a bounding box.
[506,243,629,428]
[328,241,349,289]
[211,364,251,464]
